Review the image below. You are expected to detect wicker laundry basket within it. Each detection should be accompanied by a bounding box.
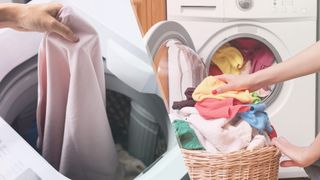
[181,146,281,180]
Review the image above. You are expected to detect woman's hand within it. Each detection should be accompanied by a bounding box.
[214,74,262,93]
[273,137,318,167]
[2,3,78,42]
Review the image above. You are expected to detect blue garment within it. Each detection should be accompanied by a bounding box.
[238,103,273,133]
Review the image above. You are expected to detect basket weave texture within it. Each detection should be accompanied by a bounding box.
[181,146,281,180]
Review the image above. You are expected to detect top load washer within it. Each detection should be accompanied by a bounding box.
[0,0,188,179]
[143,0,317,178]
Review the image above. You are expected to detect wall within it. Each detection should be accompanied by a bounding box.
[131,0,166,35]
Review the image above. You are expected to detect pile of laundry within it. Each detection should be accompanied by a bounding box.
[209,38,274,100]
[170,76,277,153]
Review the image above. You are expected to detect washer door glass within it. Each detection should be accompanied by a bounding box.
[208,37,282,106]
[153,39,206,111]
[144,21,206,111]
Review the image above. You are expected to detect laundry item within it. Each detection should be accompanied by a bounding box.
[116,144,146,180]
[251,92,262,104]
[195,98,250,119]
[172,87,196,110]
[256,88,272,98]
[166,40,206,112]
[179,106,202,117]
[211,43,244,74]
[192,76,253,103]
[240,60,252,74]
[37,7,122,180]
[209,64,223,76]
[187,113,252,153]
[267,125,278,140]
[238,104,273,134]
[230,38,259,62]
[230,38,274,73]
[246,135,267,151]
[250,45,274,73]
[172,120,205,150]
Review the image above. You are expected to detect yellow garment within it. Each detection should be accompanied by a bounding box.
[212,44,244,74]
[192,76,254,103]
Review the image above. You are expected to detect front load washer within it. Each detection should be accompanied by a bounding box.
[143,0,317,178]
[0,0,188,179]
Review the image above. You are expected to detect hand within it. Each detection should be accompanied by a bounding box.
[214,74,261,93]
[13,3,78,42]
[272,137,317,167]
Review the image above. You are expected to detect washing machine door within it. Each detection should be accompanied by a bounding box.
[144,21,206,111]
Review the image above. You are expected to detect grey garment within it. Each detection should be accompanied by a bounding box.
[305,160,320,180]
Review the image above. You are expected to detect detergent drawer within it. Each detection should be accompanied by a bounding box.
[167,0,224,20]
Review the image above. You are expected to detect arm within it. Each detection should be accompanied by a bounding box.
[215,41,320,93]
[0,3,78,42]
[272,134,320,167]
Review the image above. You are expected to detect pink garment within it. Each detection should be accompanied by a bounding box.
[195,98,250,119]
[37,7,122,180]
[187,112,252,153]
[256,87,272,98]
[250,45,274,73]
[230,38,274,73]
[209,64,223,76]
[230,38,258,62]
[240,60,251,75]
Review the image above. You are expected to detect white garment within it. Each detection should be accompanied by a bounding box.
[182,107,252,153]
[246,135,267,151]
[166,40,206,112]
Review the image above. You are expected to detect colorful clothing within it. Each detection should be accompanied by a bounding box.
[238,104,273,134]
[192,76,254,103]
[195,98,250,119]
[212,44,244,74]
[172,120,205,150]
[187,113,252,153]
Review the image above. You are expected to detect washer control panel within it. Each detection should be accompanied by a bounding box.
[237,0,253,11]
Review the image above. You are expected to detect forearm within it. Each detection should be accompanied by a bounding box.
[0,3,22,29]
[252,41,320,87]
[307,133,320,163]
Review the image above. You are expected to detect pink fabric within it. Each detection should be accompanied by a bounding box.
[230,38,258,62]
[37,7,122,180]
[209,64,223,76]
[195,98,250,119]
[187,112,252,153]
[250,45,274,73]
[240,60,251,75]
[230,38,274,73]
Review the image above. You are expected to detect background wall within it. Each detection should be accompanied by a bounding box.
[131,0,166,35]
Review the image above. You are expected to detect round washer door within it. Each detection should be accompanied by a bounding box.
[195,24,289,108]
[144,21,206,111]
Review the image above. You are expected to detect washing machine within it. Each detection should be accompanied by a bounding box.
[0,0,188,179]
[143,0,318,178]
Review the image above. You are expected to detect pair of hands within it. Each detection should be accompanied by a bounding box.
[9,3,78,42]
[12,2,318,169]
[216,74,318,168]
